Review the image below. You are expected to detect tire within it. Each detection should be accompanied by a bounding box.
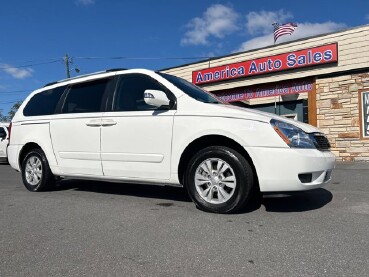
[21,148,55,192]
[185,146,254,214]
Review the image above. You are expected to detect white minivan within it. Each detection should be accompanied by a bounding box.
[0,123,9,163]
[8,69,335,213]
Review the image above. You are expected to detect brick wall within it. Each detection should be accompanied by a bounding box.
[316,73,369,161]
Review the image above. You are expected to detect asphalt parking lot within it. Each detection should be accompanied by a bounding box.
[1,162,368,277]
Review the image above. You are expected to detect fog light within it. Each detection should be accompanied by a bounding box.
[298,173,312,183]
[324,170,332,182]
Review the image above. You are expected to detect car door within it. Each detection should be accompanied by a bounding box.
[100,73,176,180]
[50,77,114,176]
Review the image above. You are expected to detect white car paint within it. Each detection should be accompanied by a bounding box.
[8,69,335,192]
[49,112,104,176]
[100,110,175,179]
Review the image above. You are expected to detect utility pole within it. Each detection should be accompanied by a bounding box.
[64,53,71,78]
[63,54,80,78]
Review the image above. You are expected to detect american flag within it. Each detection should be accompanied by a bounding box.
[273,22,298,43]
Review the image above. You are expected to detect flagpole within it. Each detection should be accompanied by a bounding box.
[272,22,277,46]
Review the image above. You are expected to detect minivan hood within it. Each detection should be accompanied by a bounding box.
[221,104,321,132]
[180,97,321,133]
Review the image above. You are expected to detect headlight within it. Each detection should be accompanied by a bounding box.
[270,119,316,149]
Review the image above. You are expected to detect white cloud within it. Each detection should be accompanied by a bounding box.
[182,8,347,53]
[0,64,33,79]
[236,34,273,52]
[237,21,346,52]
[246,10,292,35]
[181,4,239,46]
[75,0,95,6]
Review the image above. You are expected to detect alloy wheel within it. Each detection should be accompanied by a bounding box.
[194,158,237,204]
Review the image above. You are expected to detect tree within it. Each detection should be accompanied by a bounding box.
[0,101,22,122]
[7,101,23,120]
[0,109,7,122]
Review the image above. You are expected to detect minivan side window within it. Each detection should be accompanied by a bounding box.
[113,75,173,112]
[61,79,111,114]
[23,86,66,116]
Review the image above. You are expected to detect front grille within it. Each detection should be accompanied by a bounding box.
[312,133,331,151]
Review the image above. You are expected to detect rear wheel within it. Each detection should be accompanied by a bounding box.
[185,146,254,213]
[21,148,55,192]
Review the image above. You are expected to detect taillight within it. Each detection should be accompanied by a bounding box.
[7,122,12,144]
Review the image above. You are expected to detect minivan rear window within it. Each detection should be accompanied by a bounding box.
[23,86,66,116]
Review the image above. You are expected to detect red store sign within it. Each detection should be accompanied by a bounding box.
[216,78,314,102]
[192,43,338,85]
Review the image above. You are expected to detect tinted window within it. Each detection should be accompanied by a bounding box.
[113,75,171,111]
[62,79,110,114]
[0,127,6,139]
[158,72,223,104]
[23,86,66,116]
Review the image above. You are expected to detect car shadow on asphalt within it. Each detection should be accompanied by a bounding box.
[54,179,192,203]
[261,188,333,213]
[53,180,332,213]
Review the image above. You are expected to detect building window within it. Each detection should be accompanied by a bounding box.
[359,90,369,139]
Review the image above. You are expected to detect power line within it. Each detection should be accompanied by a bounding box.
[0,100,23,104]
[0,59,61,70]
[0,55,213,72]
[0,89,31,94]
[17,58,63,64]
[75,56,212,60]
[0,92,29,95]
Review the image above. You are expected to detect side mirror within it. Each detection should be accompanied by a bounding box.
[144,90,171,108]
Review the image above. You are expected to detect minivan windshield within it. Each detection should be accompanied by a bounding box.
[158,72,225,104]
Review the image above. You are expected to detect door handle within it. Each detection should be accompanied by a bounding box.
[101,119,117,127]
[86,119,102,127]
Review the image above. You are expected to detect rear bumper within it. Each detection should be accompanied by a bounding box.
[246,147,336,192]
[7,144,21,171]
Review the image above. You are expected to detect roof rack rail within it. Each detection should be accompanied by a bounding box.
[105,68,127,72]
[43,81,58,87]
[43,68,127,88]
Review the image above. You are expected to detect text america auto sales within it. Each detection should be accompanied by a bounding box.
[193,43,338,85]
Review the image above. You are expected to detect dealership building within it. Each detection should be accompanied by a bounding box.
[162,24,369,162]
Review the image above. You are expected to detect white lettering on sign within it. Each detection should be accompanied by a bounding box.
[217,78,314,102]
[192,44,338,85]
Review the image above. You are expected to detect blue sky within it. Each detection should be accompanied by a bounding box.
[1,0,369,115]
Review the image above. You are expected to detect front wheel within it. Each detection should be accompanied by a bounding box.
[185,146,254,213]
[21,148,55,192]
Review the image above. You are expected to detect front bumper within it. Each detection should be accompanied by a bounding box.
[246,147,336,192]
